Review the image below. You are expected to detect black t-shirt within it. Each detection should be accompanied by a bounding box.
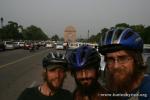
[17,86,73,100]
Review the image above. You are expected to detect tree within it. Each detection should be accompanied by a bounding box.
[101,28,109,34]
[22,25,49,40]
[130,24,145,36]
[115,23,129,28]
[8,21,20,40]
[0,21,21,40]
[87,28,108,43]
[143,26,150,44]
[51,34,59,41]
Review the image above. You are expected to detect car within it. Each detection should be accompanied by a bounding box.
[45,42,54,48]
[19,42,25,48]
[68,43,79,49]
[146,57,150,74]
[24,42,32,50]
[13,42,20,49]
[13,41,25,49]
[4,41,15,50]
[143,44,150,64]
[55,43,64,50]
[143,44,150,74]
[68,42,84,49]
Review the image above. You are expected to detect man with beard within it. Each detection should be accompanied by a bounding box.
[67,45,108,100]
[98,28,150,100]
[18,52,73,100]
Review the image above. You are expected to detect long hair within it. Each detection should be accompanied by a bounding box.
[125,50,147,76]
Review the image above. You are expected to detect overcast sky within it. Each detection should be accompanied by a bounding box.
[0,0,150,38]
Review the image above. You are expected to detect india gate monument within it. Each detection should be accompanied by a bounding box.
[64,25,76,43]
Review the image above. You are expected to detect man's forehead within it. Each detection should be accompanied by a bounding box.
[46,65,65,71]
[76,67,96,71]
[106,50,129,57]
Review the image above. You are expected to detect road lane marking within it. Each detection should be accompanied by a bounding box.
[0,49,49,69]
[29,81,37,88]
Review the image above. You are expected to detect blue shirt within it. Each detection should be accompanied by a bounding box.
[124,74,150,100]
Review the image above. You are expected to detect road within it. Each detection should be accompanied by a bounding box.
[0,48,75,100]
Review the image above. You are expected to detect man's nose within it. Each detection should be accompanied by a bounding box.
[113,60,120,69]
[55,70,62,77]
[81,70,87,78]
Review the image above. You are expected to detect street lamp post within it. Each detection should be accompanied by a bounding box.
[0,17,4,28]
[87,30,90,42]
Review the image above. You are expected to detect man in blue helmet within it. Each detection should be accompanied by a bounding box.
[17,52,73,100]
[99,28,150,100]
[67,45,108,100]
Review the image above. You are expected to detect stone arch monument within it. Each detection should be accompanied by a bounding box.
[64,25,76,43]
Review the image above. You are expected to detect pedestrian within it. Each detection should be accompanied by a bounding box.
[67,45,108,100]
[17,52,73,100]
[98,28,150,100]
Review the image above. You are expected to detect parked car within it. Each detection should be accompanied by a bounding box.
[69,43,79,49]
[19,42,25,48]
[146,57,150,74]
[13,41,25,49]
[143,44,150,64]
[56,43,64,50]
[45,42,54,48]
[143,44,150,74]
[13,42,20,49]
[24,42,32,50]
[4,41,15,50]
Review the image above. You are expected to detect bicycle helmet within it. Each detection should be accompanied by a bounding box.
[67,45,100,70]
[42,52,67,70]
[99,28,143,55]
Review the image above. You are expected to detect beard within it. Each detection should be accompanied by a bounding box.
[75,77,98,95]
[106,67,134,93]
[45,75,64,92]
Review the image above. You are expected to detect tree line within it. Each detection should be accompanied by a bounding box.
[88,23,150,44]
[0,19,150,44]
[0,21,49,41]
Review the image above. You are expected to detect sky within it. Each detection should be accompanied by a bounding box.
[0,0,150,39]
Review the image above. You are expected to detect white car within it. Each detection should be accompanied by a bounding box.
[143,44,150,74]
[143,44,150,64]
[45,42,54,48]
[19,42,25,48]
[56,43,64,50]
[4,41,15,50]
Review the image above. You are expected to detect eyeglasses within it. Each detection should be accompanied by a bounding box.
[105,55,133,65]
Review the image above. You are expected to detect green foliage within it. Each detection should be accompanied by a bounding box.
[22,25,49,40]
[130,24,150,44]
[51,34,59,41]
[0,21,49,40]
[143,26,150,43]
[115,23,129,28]
[88,28,109,43]
[88,23,150,44]
[0,21,21,40]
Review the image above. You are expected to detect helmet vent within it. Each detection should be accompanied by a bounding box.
[113,29,122,41]
[124,31,133,40]
[106,31,113,44]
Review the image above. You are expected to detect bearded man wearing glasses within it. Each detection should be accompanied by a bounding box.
[98,28,150,100]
